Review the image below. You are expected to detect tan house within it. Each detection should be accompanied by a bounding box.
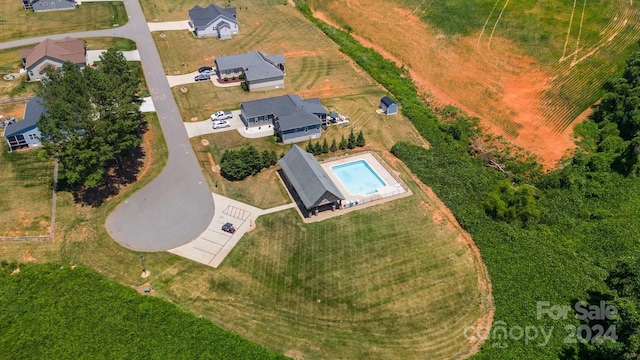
[19,37,86,81]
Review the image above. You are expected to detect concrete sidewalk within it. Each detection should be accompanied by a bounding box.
[167,192,295,268]
[147,21,191,32]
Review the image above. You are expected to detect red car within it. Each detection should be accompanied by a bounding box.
[222,223,236,234]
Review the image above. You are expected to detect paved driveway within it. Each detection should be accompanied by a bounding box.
[86,49,140,65]
[167,71,201,87]
[147,21,191,32]
[184,110,243,138]
[168,193,295,268]
[103,0,215,252]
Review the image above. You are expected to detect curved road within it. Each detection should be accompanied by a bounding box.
[0,1,215,251]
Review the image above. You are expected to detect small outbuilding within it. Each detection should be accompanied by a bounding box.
[278,145,344,216]
[380,96,398,115]
[5,97,45,151]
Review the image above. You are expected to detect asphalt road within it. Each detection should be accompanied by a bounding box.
[0,1,215,251]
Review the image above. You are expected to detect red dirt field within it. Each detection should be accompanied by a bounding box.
[313,0,579,169]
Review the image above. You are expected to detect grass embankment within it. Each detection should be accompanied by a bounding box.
[0,2,128,43]
[0,262,287,359]
[296,0,640,357]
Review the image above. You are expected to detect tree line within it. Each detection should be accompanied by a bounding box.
[305,129,365,155]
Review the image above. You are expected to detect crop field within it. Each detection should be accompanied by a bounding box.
[0,2,127,43]
[308,0,640,167]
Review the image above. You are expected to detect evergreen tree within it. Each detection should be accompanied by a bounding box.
[321,138,329,154]
[330,138,338,152]
[339,135,347,150]
[347,129,357,149]
[306,139,315,153]
[356,130,365,147]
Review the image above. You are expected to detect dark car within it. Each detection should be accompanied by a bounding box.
[222,223,236,234]
[198,66,213,73]
[194,73,210,82]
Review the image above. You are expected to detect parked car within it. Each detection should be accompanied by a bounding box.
[198,66,213,73]
[211,110,233,120]
[212,120,231,129]
[221,223,236,234]
[194,73,210,82]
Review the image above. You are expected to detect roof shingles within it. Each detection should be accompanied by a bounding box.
[279,145,344,209]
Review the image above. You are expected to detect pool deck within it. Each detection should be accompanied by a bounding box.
[321,152,404,204]
[280,151,412,223]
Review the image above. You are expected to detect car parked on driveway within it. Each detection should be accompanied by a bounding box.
[222,223,236,234]
[212,120,231,129]
[194,73,210,82]
[198,66,213,73]
[211,110,233,120]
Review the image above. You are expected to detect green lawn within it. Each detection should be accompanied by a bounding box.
[150,188,484,359]
[0,144,53,237]
[0,2,128,43]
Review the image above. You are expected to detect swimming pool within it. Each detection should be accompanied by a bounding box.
[331,160,386,195]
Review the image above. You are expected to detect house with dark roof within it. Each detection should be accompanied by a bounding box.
[240,94,327,144]
[4,97,45,151]
[380,96,398,115]
[19,37,86,81]
[188,4,238,39]
[23,0,75,12]
[278,145,344,216]
[215,51,285,91]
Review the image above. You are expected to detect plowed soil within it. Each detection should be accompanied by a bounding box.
[313,0,578,169]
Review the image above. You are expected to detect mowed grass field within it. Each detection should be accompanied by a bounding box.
[153,199,482,359]
[0,2,127,43]
[309,0,640,167]
[145,0,486,357]
[0,141,53,237]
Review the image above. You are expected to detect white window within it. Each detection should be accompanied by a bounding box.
[29,134,38,140]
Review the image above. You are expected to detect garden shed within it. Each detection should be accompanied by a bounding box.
[380,96,398,115]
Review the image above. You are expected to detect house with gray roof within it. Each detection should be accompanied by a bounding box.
[240,94,327,144]
[23,0,75,12]
[215,51,285,91]
[188,4,238,39]
[19,37,86,81]
[279,145,344,215]
[5,97,45,151]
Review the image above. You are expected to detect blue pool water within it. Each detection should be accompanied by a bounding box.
[331,160,386,195]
